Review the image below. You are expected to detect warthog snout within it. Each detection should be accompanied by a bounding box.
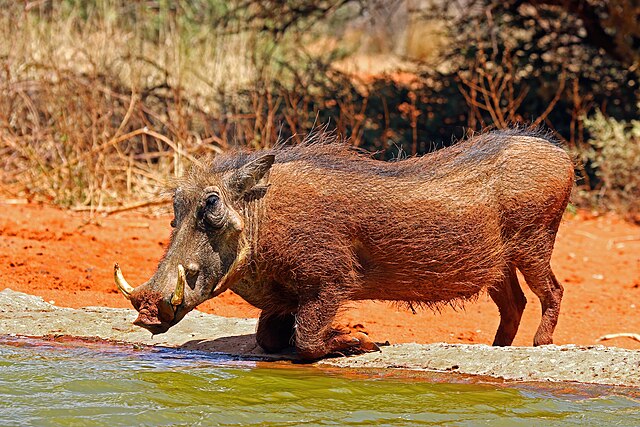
[114,263,187,334]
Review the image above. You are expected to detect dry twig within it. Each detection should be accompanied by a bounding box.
[596,333,640,343]
[71,197,170,215]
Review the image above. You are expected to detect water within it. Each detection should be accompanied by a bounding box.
[0,336,638,426]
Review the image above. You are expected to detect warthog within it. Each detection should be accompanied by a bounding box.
[115,129,574,359]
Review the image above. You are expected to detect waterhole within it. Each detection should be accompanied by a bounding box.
[0,336,638,426]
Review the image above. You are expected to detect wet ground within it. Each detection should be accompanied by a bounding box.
[1,289,639,387]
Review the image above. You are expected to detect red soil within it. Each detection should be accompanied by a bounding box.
[1,201,639,349]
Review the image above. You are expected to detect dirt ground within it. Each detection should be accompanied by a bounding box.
[1,200,639,350]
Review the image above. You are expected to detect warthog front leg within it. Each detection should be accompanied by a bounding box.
[294,293,377,360]
[256,311,296,353]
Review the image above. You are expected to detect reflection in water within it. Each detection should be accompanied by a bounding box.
[0,336,638,426]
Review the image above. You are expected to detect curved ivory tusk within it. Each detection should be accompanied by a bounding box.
[171,264,186,307]
[114,263,135,299]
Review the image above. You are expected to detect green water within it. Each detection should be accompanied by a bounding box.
[0,337,638,426]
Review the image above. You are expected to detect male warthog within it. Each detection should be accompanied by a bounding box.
[115,129,574,359]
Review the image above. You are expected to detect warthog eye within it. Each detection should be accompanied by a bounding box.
[200,192,225,230]
[205,194,219,208]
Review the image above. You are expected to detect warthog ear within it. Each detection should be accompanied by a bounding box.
[227,154,275,197]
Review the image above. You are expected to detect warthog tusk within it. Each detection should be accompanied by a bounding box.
[171,264,186,307]
[114,263,135,299]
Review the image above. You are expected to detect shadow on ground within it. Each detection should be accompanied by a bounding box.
[178,333,300,361]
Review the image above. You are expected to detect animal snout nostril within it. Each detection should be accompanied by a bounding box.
[133,315,170,335]
[133,309,163,328]
[133,316,162,327]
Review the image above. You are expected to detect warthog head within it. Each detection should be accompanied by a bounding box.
[115,154,274,334]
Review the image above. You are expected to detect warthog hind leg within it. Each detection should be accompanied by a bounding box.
[525,267,563,346]
[512,214,566,346]
[489,264,527,346]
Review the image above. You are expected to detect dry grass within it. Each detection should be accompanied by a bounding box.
[0,2,254,211]
[0,2,377,211]
[1,1,637,217]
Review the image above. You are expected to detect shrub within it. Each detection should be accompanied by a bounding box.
[581,108,640,214]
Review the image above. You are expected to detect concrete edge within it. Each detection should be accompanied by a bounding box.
[1,288,638,387]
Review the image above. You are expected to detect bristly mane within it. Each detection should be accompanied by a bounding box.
[205,127,560,179]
